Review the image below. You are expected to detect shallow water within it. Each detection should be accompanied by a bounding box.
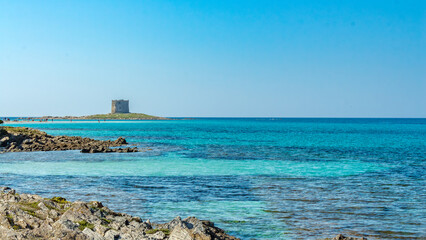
[1,118,425,239]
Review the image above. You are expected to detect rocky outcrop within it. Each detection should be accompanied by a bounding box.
[0,127,138,153]
[151,216,237,240]
[328,234,367,240]
[0,187,239,240]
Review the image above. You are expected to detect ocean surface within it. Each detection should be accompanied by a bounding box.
[1,118,425,239]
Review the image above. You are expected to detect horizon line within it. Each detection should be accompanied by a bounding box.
[2,116,426,119]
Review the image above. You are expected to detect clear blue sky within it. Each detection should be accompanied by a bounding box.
[1,0,425,117]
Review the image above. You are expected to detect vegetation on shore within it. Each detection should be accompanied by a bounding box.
[82,113,166,120]
[35,113,166,120]
[2,126,46,136]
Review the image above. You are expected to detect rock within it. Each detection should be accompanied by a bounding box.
[169,226,192,240]
[114,137,127,145]
[22,139,33,145]
[90,201,103,209]
[156,216,239,240]
[0,136,9,147]
[0,128,7,137]
[1,187,11,193]
[81,148,90,153]
[9,142,17,149]
[3,127,137,154]
[104,229,120,240]
[38,202,49,211]
[89,148,98,153]
[151,230,166,239]
[0,187,240,240]
[331,234,368,240]
[82,228,104,240]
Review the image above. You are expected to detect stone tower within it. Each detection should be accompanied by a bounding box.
[111,100,129,114]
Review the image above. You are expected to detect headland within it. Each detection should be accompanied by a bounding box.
[0,126,138,153]
[39,113,167,120]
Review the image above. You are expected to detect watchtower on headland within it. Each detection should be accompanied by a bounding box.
[111,100,129,114]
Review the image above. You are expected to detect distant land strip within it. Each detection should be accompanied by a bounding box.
[38,113,168,120]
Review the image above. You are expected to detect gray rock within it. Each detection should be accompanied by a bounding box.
[3,127,135,153]
[151,230,166,239]
[331,234,368,240]
[83,227,105,240]
[22,139,33,145]
[0,136,9,147]
[104,229,121,240]
[169,226,192,240]
[114,137,127,145]
[0,187,240,240]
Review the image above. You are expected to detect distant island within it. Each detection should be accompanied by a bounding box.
[38,113,167,120]
[1,100,168,121]
[78,100,166,119]
[38,100,168,120]
[84,113,167,120]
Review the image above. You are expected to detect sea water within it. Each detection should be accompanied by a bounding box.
[0,118,425,239]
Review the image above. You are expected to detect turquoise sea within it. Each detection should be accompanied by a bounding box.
[1,118,425,239]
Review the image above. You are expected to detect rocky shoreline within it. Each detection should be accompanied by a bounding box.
[0,187,368,240]
[0,187,239,240]
[0,127,138,153]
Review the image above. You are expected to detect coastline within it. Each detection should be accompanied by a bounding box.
[0,126,138,153]
[0,187,239,240]
[0,187,367,240]
[1,113,168,122]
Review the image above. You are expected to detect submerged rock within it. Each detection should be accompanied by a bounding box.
[0,187,240,240]
[80,146,139,153]
[329,234,368,240]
